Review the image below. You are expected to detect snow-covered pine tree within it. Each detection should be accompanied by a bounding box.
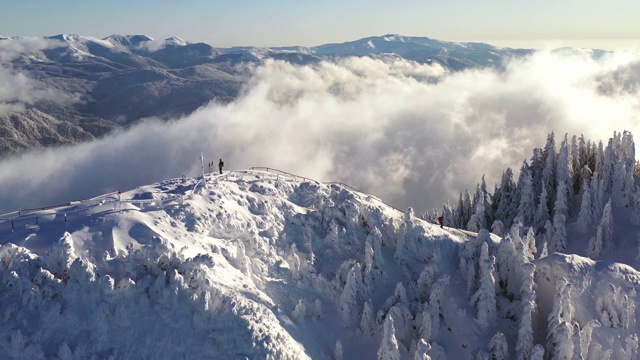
[531,344,545,360]
[547,278,573,357]
[557,134,575,202]
[467,184,487,232]
[602,137,617,198]
[541,132,558,208]
[552,320,574,360]
[612,161,630,207]
[492,168,517,229]
[471,242,497,333]
[587,199,613,257]
[550,213,568,254]
[572,323,583,360]
[578,165,593,192]
[523,227,537,262]
[364,227,385,290]
[624,334,638,360]
[488,332,509,360]
[378,316,401,360]
[590,172,603,220]
[516,263,536,360]
[533,183,550,232]
[481,175,493,228]
[496,233,520,297]
[414,339,432,360]
[575,180,592,233]
[571,135,581,191]
[419,302,433,343]
[463,190,473,229]
[517,170,536,227]
[595,140,605,181]
[360,300,375,336]
[553,181,569,220]
[580,319,601,359]
[339,262,365,326]
[428,276,449,335]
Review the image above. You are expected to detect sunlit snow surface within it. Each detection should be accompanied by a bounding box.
[0,170,638,359]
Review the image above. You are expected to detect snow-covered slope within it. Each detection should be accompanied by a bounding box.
[0,169,638,359]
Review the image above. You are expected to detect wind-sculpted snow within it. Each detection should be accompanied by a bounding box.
[0,170,639,359]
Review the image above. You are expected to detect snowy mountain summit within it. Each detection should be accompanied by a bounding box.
[0,164,639,359]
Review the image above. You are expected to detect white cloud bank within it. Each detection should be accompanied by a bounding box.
[1,51,640,214]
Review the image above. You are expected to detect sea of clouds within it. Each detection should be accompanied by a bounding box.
[1,42,639,214]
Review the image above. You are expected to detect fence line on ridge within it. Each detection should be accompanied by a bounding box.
[0,168,408,231]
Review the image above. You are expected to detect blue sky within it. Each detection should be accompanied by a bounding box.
[1,0,639,49]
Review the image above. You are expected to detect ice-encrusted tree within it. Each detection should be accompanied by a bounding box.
[572,323,584,360]
[489,332,509,360]
[360,300,375,336]
[364,227,385,290]
[523,227,537,262]
[517,170,535,227]
[516,263,536,360]
[340,262,366,326]
[428,276,449,335]
[468,180,491,232]
[587,199,613,257]
[575,180,592,233]
[413,339,431,360]
[533,183,550,232]
[550,213,567,254]
[542,132,557,201]
[471,242,497,333]
[547,278,574,358]
[378,316,401,360]
[496,234,520,297]
[557,134,575,202]
[552,321,574,360]
[612,161,630,207]
[580,319,601,359]
[493,168,517,226]
[530,344,545,360]
[624,334,638,360]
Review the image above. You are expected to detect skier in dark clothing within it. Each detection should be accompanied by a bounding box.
[437,216,443,228]
[218,158,224,175]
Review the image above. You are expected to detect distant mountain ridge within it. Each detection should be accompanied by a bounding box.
[0,33,533,158]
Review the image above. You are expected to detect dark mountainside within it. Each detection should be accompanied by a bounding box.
[0,34,532,158]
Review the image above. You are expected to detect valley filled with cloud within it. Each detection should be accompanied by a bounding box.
[1,48,639,214]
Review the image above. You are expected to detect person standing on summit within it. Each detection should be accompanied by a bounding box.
[218,158,224,174]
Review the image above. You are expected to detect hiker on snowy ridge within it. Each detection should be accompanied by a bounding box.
[218,158,224,174]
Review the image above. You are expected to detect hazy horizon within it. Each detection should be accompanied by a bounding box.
[1,1,639,50]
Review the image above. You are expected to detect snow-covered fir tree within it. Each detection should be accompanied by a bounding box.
[378,316,401,360]
[587,199,613,257]
[488,332,509,360]
[575,179,592,233]
[516,263,536,360]
[471,242,497,333]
